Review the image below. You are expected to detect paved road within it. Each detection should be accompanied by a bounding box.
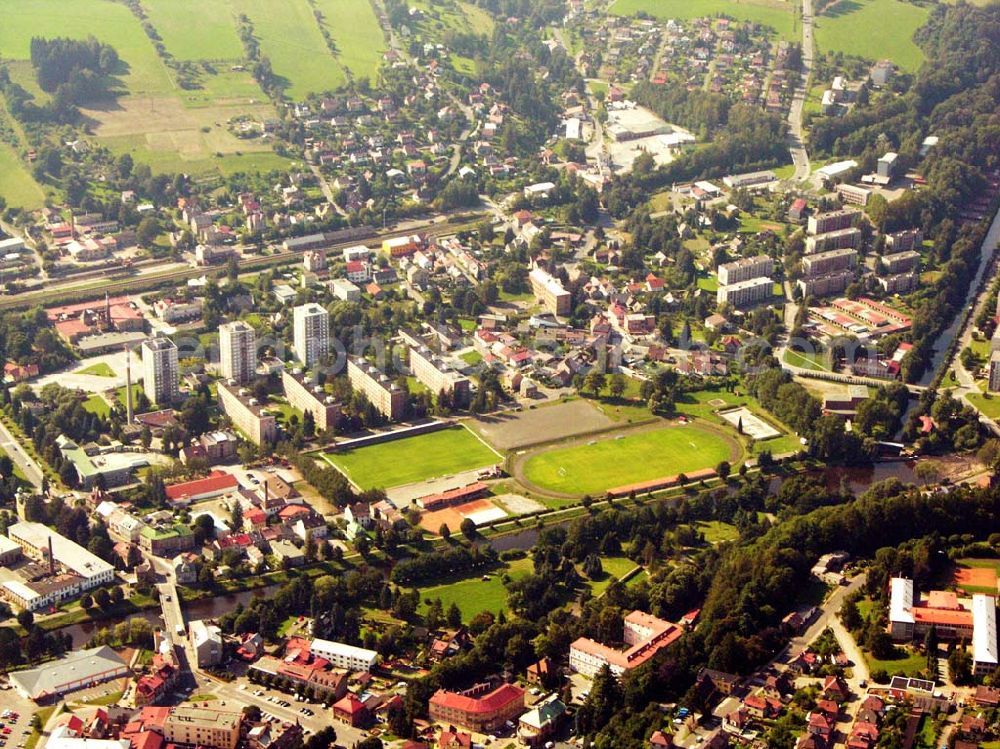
[0,417,43,489]
[787,0,815,182]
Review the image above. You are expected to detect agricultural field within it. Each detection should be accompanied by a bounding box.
[609,0,799,41]
[142,0,245,60]
[231,0,348,96]
[0,143,46,210]
[323,426,501,489]
[520,423,738,496]
[313,0,388,82]
[814,0,929,72]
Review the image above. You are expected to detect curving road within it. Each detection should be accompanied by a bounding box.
[787,0,815,182]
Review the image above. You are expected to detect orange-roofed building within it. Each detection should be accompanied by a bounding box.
[429,682,526,734]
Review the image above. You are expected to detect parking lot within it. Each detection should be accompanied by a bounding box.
[0,689,36,749]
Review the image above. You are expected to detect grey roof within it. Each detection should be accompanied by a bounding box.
[9,646,127,699]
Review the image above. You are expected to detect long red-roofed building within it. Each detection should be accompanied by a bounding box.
[570,610,683,677]
[429,682,526,733]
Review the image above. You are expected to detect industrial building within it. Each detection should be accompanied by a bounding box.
[9,646,128,701]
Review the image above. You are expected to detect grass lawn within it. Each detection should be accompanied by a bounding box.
[142,0,245,60]
[461,350,483,366]
[24,706,56,749]
[522,423,737,496]
[586,555,639,596]
[752,433,802,457]
[0,143,45,210]
[696,520,740,543]
[865,646,927,678]
[610,0,798,39]
[77,362,115,377]
[966,392,1000,419]
[696,275,719,293]
[83,394,112,418]
[0,447,28,483]
[187,693,218,702]
[230,0,347,96]
[324,426,501,489]
[313,0,386,81]
[418,557,534,622]
[814,0,929,71]
[783,347,830,371]
[0,0,174,95]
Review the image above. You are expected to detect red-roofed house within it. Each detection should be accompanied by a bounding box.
[439,732,472,748]
[332,694,370,727]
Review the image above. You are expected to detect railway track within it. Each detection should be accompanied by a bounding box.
[0,214,486,312]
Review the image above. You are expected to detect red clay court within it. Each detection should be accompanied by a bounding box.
[419,499,497,534]
[953,566,998,592]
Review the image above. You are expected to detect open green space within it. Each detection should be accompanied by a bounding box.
[783,347,830,371]
[313,0,387,81]
[864,645,927,678]
[82,394,112,418]
[143,0,245,60]
[609,0,799,40]
[814,0,929,72]
[0,143,45,210]
[0,0,175,95]
[77,362,116,377]
[522,423,737,496]
[966,392,1000,419]
[460,350,483,366]
[418,556,534,622]
[231,0,347,97]
[0,446,28,483]
[696,520,740,543]
[586,555,639,597]
[324,426,500,489]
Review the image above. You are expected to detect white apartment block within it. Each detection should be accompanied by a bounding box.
[142,337,179,406]
[309,638,378,672]
[716,277,773,308]
[293,303,330,366]
[219,321,256,385]
[717,255,773,286]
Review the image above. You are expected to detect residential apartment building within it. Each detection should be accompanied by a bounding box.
[989,351,1000,393]
[281,369,342,432]
[802,248,857,278]
[805,227,861,254]
[835,183,871,206]
[382,234,422,257]
[716,276,773,308]
[292,303,329,366]
[881,251,920,275]
[529,267,572,316]
[796,270,853,298]
[162,706,242,749]
[217,382,277,445]
[309,638,379,672]
[218,321,256,385]
[885,228,923,252]
[717,255,773,286]
[408,345,471,407]
[346,358,406,421]
[878,272,918,294]
[808,208,862,235]
[142,337,179,406]
[189,620,223,668]
[429,683,526,734]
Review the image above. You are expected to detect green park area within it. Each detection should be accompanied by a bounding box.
[814,0,929,71]
[77,362,116,377]
[522,423,737,496]
[324,426,501,490]
[418,556,534,622]
[609,0,798,40]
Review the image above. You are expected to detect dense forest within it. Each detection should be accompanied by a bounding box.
[28,36,120,119]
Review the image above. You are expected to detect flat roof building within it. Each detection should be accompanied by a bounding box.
[142,337,179,406]
[717,255,773,286]
[7,521,114,591]
[408,345,471,408]
[292,303,329,367]
[717,276,772,308]
[309,638,378,672]
[217,382,277,445]
[281,369,342,432]
[808,208,862,236]
[529,267,571,316]
[347,357,406,421]
[162,706,242,749]
[219,321,256,385]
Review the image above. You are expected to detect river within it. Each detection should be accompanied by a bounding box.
[55,460,946,646]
